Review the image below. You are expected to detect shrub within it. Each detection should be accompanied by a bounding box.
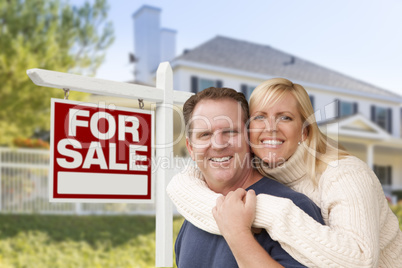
[13,137,50,149]
[390,202,402,230]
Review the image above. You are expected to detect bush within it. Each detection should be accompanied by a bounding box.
[13,137,50,149]
[390,202,402,230]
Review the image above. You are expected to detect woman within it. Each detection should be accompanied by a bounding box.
[167,78,402,267]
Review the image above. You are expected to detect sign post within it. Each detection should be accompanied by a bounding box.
[155,62,173,266]
[27,62,193,267]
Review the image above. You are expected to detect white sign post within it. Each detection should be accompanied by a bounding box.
[27,62,193,268]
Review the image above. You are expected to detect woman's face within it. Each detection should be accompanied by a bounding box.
[249,92,306,167]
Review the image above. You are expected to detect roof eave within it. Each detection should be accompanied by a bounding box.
[171,59,402,104]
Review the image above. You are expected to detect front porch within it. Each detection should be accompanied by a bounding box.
[320,114,402,202]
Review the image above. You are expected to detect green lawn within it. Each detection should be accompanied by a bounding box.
[0,214,184,268]
[0,204,400,268]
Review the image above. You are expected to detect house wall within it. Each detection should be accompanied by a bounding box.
[173,66,262,93]
[391,158,402,189]
[171,65,402,191]
[305,86,401,137]
[375,147,402,189]
[336,142,402,193]
[173,66,401,138]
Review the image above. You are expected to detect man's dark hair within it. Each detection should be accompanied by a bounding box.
[183,87,249,136]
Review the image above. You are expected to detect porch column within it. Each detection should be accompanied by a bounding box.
[366,143,374,170]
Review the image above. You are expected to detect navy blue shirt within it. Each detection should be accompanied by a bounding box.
[175,176,325,268]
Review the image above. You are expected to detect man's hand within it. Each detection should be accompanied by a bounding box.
[212,188,256,239]
[212,189,284,267]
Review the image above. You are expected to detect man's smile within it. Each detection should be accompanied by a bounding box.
[209,156,233,162]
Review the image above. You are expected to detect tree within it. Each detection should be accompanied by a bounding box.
[0,0,114,146]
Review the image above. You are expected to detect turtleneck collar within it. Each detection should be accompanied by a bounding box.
[257,143,308,185]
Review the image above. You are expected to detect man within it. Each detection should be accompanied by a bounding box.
[171,87,324,267]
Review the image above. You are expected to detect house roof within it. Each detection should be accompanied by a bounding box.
[174,36,401,100]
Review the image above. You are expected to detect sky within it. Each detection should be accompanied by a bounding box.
[77,0,402,96]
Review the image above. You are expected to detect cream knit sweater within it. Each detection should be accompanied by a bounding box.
[167,145,402,268]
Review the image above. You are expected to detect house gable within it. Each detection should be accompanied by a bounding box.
[321,114,391,140]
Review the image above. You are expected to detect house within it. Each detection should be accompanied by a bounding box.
[129,5,402,200]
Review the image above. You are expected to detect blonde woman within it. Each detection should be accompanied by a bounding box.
[167,78,402,267]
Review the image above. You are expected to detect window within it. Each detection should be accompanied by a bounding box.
[376,107,387,129]
[340,102,354,116]
[336,100,358,117]
[309,95,315,111]
[400,108,402,138]
[240,84,256,100]
[199,79,215,91]
[371,106,392,133]
[190,76,222,93]
[373,165,392,185]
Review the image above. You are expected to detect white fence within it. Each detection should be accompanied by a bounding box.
[0,147,190,215]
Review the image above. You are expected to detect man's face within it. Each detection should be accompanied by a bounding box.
[186,99,251,193]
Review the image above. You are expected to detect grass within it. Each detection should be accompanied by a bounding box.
[0,204,400,268]
[0,214,184,268]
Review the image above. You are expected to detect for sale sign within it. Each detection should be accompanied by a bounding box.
[49,99,154,203]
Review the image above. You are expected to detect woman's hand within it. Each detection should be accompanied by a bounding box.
[212,188,257,239]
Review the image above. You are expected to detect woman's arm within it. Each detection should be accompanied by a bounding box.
[167,166,221,234]
[167,164,394,267]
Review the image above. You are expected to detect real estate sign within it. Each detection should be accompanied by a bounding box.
[49,99,154,203]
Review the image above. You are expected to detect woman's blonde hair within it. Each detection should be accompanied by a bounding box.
[249,78,349,184]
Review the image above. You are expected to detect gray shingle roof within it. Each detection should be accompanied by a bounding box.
[175,36,401,99]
